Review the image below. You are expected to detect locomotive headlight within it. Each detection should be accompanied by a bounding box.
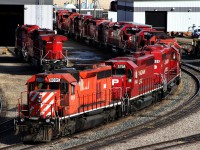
[46,118,50,123]
[37,95,42,103]
[20,118,25,122]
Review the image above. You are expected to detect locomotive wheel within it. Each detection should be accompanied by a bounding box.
[19,51,25,62]
[116,106,122,119]
[156,90,163,102]
[196,47,200,58]
[14,48,18,56]
[176,77,181,85]
[63,128,71,136]
[152,91,159,103]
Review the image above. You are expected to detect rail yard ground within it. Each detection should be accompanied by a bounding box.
[0,37,200,149]
[0,40,114,116]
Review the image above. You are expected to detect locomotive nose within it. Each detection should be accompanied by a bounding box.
[112,77,126,99]
[29,91,58,119]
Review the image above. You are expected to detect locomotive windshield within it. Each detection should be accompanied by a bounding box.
[37,82,59,90]
[63,15,69,19]
[28,82,60,91]
[112,68,126,75]
[38,82,48,89]
[126,28,137,35]
[49,83,59,89]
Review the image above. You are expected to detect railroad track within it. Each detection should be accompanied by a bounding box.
[0,95,7,118]
[132,133,200,150]
[2,64,200,150]
[64,64,200,150]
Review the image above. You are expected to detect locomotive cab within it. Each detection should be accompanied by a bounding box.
[105,57,137,100]
[30,29,68,71]
[15,25,39,61]
[18,73,77,119]
[56,10,72,33]
[106,52,162,111]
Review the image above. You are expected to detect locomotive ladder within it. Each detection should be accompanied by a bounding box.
[121,93,130,115]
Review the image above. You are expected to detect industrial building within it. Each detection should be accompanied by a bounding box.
[53,0,112,10]
[0,0,53,46]
[111,0,200,33]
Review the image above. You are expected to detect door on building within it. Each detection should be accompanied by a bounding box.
[145,11,167,32]
[0,5,24,46]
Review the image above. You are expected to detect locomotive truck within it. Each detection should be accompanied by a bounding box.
[15,42,181,142]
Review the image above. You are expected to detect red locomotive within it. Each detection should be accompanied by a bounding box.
[56,10,73,34]
[15,25,68,71]
[104,22,152,53]
[15,43,181,142]
[55,10,181,55]
[15,25,39,61]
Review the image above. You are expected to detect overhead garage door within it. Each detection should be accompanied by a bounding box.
[145,11,167,32]
[0,5,24,46]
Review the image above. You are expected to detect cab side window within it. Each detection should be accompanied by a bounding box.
[28,82,35,91]
[71,85,75,95]
[61,82,68,94]
[171,52,176,60]
[127,69,133,78]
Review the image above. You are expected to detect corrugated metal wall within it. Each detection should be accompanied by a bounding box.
[117,0,200,32]
[134,1,200,8]
[24,5,53,29]
[117,1,134,22]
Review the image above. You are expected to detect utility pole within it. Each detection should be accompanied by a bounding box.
[93,0,97,18]
[79,0,81,13]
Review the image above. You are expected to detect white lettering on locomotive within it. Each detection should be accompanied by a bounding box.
[139,79,143,84]
[154,65,157,69]
[138,69,146,76]
[165,67,168,73]
[71,95,75,100]
[103,84,107,89]
[117,65,126,68]
[154,60,160,63]
[112,79,119,85]
[79,78,89,91]
[134,71,138,78]
[165,59,169,64]
[49,78,60,82]
[135,80,138,84]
